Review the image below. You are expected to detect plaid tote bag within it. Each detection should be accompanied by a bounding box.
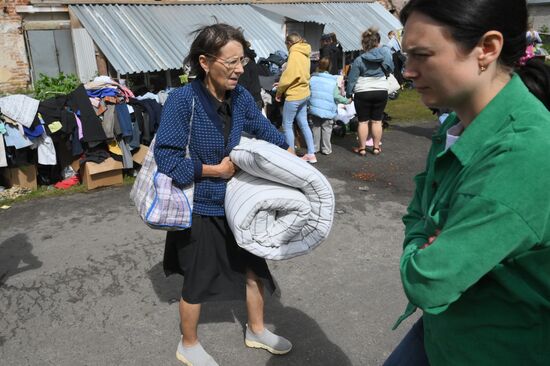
[130,98,195,230]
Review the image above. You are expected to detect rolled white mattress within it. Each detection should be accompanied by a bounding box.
[225,137,334,260]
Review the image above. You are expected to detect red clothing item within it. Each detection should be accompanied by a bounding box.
[54,175,80,189]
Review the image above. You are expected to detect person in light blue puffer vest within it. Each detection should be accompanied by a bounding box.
[308,57,351,155]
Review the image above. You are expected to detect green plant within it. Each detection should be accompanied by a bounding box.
[33,72,80,101]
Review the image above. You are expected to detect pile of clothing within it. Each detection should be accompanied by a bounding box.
[83,76,161,171]
[0,94,53,172]
[0,75,166,189]
[257,50,288,76]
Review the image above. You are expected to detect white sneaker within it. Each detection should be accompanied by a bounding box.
[245,325,292,355]
[301,154,317,164]
[176,338,219,366]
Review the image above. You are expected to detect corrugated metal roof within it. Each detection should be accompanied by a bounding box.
[322,2,403,51]
[251,3,336,24]
[70,4,286,74]
[253,2,402,51]
[193,4,287,58]
[71,2,401,75]
[72,28,98,82]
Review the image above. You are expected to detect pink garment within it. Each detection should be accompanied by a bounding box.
[118,85,135,101]
[74,114,84,140]
[365,137,382,147]
[518,44,535,66]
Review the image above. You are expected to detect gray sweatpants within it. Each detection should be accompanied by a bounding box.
[310,115,334,154]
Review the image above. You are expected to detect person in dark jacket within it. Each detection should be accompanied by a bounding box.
[320,33,340,75]
[330,32,344,73]
[238,43,264,110]
[387,30,406,85]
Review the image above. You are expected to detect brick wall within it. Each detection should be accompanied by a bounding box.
[0,0,31,94]
[391,0,408,13]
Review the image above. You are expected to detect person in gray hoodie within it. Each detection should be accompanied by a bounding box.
[346,27,394,156]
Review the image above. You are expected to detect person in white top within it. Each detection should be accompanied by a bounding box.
[387,30,402,53]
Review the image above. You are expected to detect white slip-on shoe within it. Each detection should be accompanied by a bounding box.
[245,325,292,355]
[176,338,219,366]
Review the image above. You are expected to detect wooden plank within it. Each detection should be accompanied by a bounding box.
[23,20,71,30]
[68,6,83,28]
[95,45,109,76]
[16,5,68,12]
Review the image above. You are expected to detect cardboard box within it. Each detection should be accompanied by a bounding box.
[70,158,81,174]
[81,158,123,190]
[2,165,37,190]
[132,145,149,165]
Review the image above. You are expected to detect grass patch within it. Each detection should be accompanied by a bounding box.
[0,175,135,207]
[386,89,436,124]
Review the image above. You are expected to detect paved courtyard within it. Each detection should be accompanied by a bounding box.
[0,119,437,366]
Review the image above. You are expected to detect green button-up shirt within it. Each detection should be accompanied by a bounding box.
[396,75,550,365]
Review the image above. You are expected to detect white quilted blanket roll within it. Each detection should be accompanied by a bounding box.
[225,137,335,260]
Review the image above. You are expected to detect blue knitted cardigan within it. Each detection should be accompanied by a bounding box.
[154,79,289,216]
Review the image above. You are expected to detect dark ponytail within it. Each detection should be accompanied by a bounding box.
[517,58,550,110]
[401,0,550,109]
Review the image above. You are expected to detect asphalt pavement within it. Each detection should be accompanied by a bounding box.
[0,119,438,366]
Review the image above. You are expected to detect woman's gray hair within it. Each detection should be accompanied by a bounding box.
[184,23,247,79]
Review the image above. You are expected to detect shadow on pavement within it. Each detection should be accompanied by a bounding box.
[263,302,353,366]
[0,233,42,286]
[331,133,356,151]
[389,123,437,139]
[148,261,182,304]
[148,264,352,365]
[201,291,352,366]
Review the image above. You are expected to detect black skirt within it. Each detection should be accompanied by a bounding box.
[163,214,276,304]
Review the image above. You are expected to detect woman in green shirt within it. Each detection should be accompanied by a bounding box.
[385,0,550,365]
